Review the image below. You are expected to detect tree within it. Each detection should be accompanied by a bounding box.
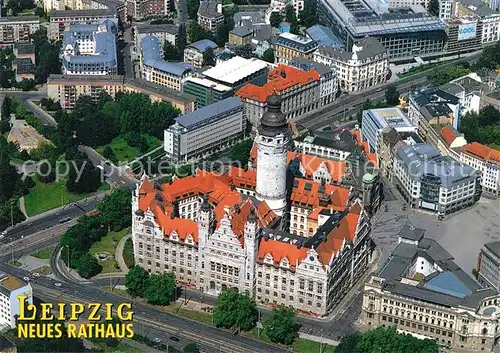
[144,273,176,305]
[6,0,36,16]
[285,4,297,23]
[187,0,200,19]
[269,11,283,28]
[125,266,150,298]
[474,41,500,70]
[263,305,296,345]
[176,24,187,54]
[261,48,275,63]
[164,41,181,61]
[427,63,472,86]
[102,145,117,162]
[183,343,200,353]
[235,44,254,59]
[290,21,301,35]
[97,188,132,231]
[0,137,20,201]
[29,141,57,161]
[38,162,56,183]
[188,22,213,43]
[428,0,440,17]
[459,105,500,145]
[66,159,101,194]
[76,252,102,278]
[230,139,253,166]
[203,47,215,67]
[385,84,400,106]
[213,290,258,332]
[299,0,318,27]
[0,119,10,134]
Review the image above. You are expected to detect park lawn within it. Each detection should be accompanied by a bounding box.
[396,62,439,78]
[97,135,161,163]
[90,228,130,273]
[163,305,213,325]
[106,343,143,353]
[489,144,500,151]
[292,338,335,353]
[24,175,90,216]
[32,246,55,259]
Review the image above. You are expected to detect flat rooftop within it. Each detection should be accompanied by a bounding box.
[50,9,116,18]
[0,16,39,23]
[202,56,268,85]
[183,76,232,92]
[0,272,28,294]
[365,107,414,130]
[175,97,242,130]
[48,74,125,84]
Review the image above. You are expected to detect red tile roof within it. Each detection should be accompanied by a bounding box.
[291,178,349,209]
[441,126,459,146]
[462,142,500,166]
[236,65,320,103]
[258,238,309,268]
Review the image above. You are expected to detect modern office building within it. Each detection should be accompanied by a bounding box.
[393,144,480,216]
[317,1,446,60]
[236,65,320,126]
[134,23,179,48]
[313,37,389,93]
[47,74,196,113]
[362,226,500,352]
[61,21,118,75]
[457,0,500,45]
[140,36,193,91]
[290,58,338,105]
[0,16,40,44]
[478,241,500,291]
[48,9,118,40]
[273,32,319,64]
[164,97,245,163]
[198,1,224,32]
[361,108,417,153]
[134,95,372,316]
[181,77,233,108]
[461,142,500,197]
[408,87,460,131]
[202,55,269,90]
[184,39,218,68]
[444,16,483,54]
[0,272,32,329]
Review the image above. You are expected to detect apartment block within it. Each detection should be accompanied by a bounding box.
[273,32,318,65]
[0,17,40,44]
[0,272,32,329]
[48,9,118,40]
[197,1,224,32]
[183,40,218,69]
[461,142,500,197]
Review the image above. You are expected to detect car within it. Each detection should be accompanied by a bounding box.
[23,276,30,282]
[54,282,62,287]
[0,230,7,237]
[32,272,40,277]
[97,165,104,170]
[170,336,179,342]
[153,338,162,344]
[58,217,72,224]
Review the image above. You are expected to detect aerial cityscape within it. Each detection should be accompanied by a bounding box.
[0,0,499,352]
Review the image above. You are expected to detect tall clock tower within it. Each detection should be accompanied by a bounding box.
[255,94,290,216]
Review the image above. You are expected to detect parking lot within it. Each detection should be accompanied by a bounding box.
[372,189,500,275]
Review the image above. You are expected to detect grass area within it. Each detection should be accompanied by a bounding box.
[489,144,500,151]
[106,343,143,353]
[99,183,111,191]
[244,328,335,353]
[8,260,21,267]
[222,0,233,4]
[23,175,90,216]
[163,304,213,325]
[104,286,133,299]
[123,238,135,269]
[90,228,130,273]
[396,62,439,78]
[31,246,54,259]
[32,265,52,275]
[97,135,161,163]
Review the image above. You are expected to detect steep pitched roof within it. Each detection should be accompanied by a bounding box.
[441,126,460,146]
[291,178,349,210]
[258,238,308,268]
[287,151,346,182]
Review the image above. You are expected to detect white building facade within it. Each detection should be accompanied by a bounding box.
[460,142,500,197]
[0,272,33,329]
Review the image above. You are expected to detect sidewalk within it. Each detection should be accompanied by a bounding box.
[115,234,130,273]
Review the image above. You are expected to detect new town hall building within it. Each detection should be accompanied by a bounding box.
[132,95,373,316]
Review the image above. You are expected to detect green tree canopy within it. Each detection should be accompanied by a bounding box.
[213,290,258,332]
[230,139,253,167]
[75,252,102,278]
[97,188,132,231]
[203,47,216,67]
[459,105,500,145]
[66,159,101,194]
[183,342,200,353]
[263,305,296,345]
[385,84,400,106]
[261,48,275,63]
[427,63,472,86]
[144,273,176,305]
[0,136,21,201]
[474,41,500,70]
[125,266,150,298]
[299,0,318,27]
[270,11,283,28]
[188,22,214,43]
[187,0,200,19]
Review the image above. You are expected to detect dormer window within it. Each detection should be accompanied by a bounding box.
[170,233,178,242]
[280,258,289,268]
[264,253,273,264]
[185,235,193,245]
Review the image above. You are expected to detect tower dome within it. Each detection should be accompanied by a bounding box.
[259,94,288,135]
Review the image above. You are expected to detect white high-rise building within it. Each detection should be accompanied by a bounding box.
[0,272,32,329]
[255,95,290,216]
